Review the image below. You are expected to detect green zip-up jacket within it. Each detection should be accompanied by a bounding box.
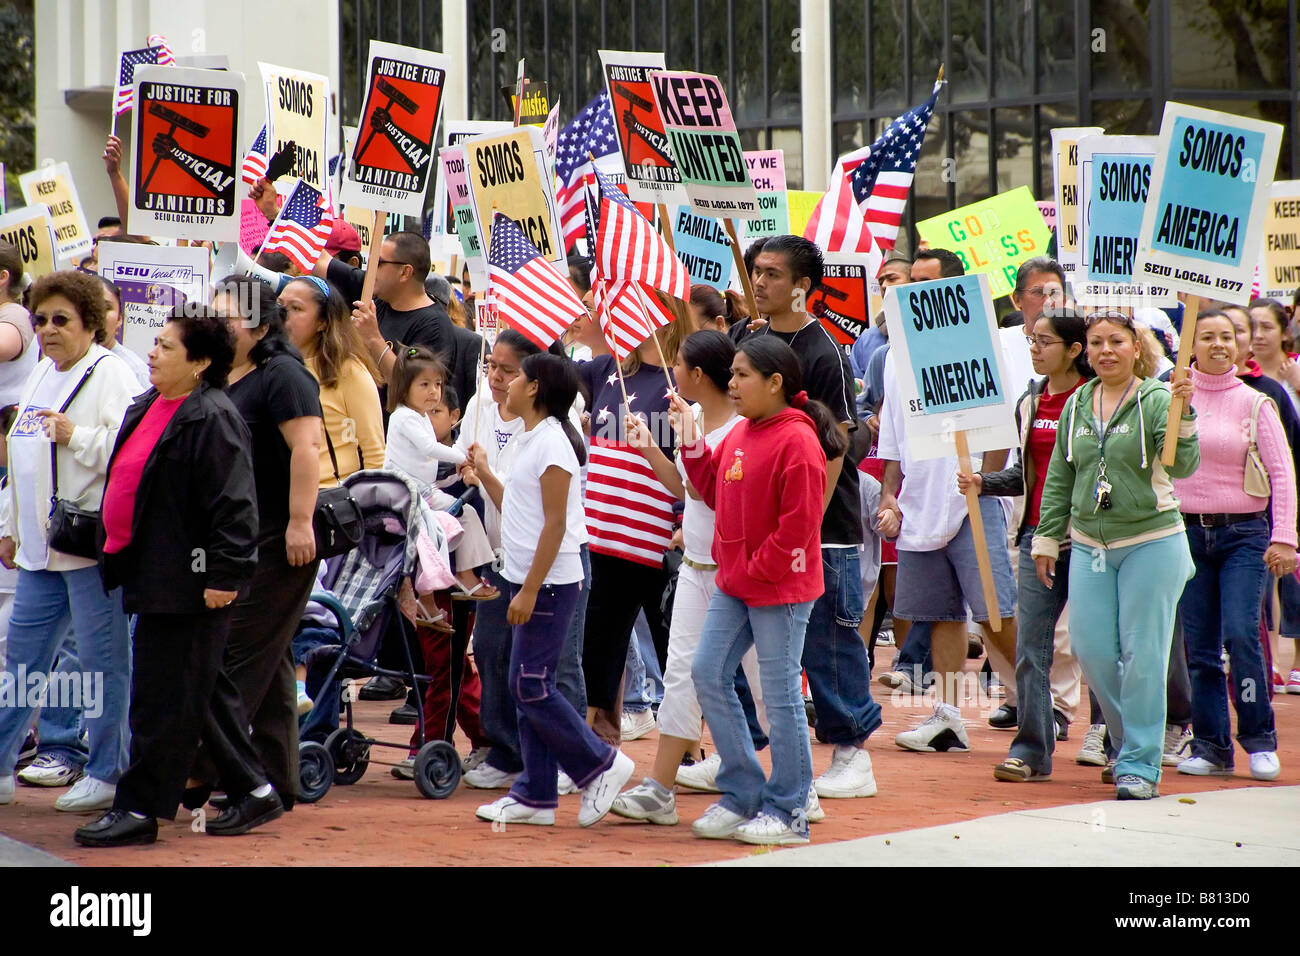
[1031,377,1199,559]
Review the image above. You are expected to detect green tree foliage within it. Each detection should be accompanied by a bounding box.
[0,0,35,210]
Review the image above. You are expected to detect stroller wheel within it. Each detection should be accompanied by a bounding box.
[297,741,334,803]
[413,740,461,799]
[325,728,370,785]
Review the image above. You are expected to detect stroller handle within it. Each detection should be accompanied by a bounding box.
[445,484,479,518]
[306,592,358,642]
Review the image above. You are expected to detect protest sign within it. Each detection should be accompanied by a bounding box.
[599,50,687,205]
[915,186,1050,299]
[342,202,373,268]
[464,125,564,267]
[98,240,210,359]
[18,163,92,264]
[339,41,449,219]
[788,189,822,237]
[1076,135,1173,306]
[128,65,242,241]
[671,206,732,289]
[807,253,873,358]
[1261,180,1300,301]
[649,70,757,218]
[543,100,561,174]
[0,206,57,279]
[743,150,790,239]
[441,145,488,291]
[1050,127,1103,280]
[239,199,270,254]
[504,79,550,127]
[1037,201,1056,234]
[433,121,512,256]
[259,63,331,195]
[1133,103,1283,304]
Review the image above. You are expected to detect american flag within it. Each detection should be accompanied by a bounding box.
[555,91,620,250]
[487,212,588,350]
[593,278,659,363]
[592,165,689,302]
[113,36,176,116]
[849,79,942,249]
[241,125,269,187]
[804,145,879,257]
[261,179,334,273]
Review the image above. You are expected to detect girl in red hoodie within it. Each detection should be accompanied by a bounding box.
[674,336,847,845]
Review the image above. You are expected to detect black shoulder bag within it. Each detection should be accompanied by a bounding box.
[47,357,107,559]
[315,425,364,559]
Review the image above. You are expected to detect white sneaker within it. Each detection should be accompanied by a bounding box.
[1177,756,1233,776]
[734,811,809,846]
[461,747,491,773]
[610,780,678,824]
[578,751,635,827]
[894,703,970,753]
[804,786,825,823]
[0,775,13,805]
[877,669,923,695]
[691,802,749,839]
[17,753,83,788]
[620,709,656,741]
[54,776,115,812]
[391,757,416,780]
[1161,724,1192,766]
[814,745,878,798]
[1249,751,1281,781]
[674,752,721,792]
[475,796,554,825]
[295,680,314,716]
[1076,724,1108,766]
[462,763,520,790]
[557,770,580,795]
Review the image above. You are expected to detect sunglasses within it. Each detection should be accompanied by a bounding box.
[377,259,412,269]
[1084,310,1135,327]
[32,314,73,329]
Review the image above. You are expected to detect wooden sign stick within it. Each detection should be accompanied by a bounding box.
[359,209,387,302]
[1162,294,1200,466]
[722,218,760,322]
[955,430,1002,632]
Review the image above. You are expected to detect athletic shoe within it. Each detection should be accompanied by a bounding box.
[54,776,116,812]
[610,780,678,824]
[1273,669,1286,691]
[804,786,825,823]
[1076,724,1108,766]
[557,770,579,795]
[475,796,554,826]
[1101,760,1116,784]
[1161,724,1193,766]
[578,751,635,826]
[461,747,490,773]
[894,703,970,753]
[17,731,37,769]
[1249,752,1281,781]
[987,704,1017,730]
[17,753,83,788]
[675,752,722,792]
[691,802,749,839]
[993,757,1051,782]
[391,757,416,780]
[620,709,656,741]
[735,811,809,846]
[1287,670,1300,694]
[295,680,314,716]
[0,774,13,805]
[1054,710,1070,741]
[462,763,520,790]
[877,669,923,695]
[876,627,895,647]
[1115,774,1158,800]
[1177,756,1233,776]
[814,745,877,798]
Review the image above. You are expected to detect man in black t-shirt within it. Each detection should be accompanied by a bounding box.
[749,235,883,801]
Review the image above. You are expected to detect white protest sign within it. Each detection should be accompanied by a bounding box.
[433,121,511,256]
[259,62,331,196]
[1050,127,1103,282]
[98,241,210,360]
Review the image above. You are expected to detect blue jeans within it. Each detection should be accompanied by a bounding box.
[693,590,814,829]
[504,580,616,808]
[0,567,131,783]
[622,612,665,711]
[802,547,881,746]
[1068,534,1193,784]
[297,624,344,743]
[1180,518,1277,766]
[556,544,590,715]
[893,621,934,684]
[36,633,89,767]
[1009,532,1070,774]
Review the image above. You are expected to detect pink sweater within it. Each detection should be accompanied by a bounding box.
[1173,366,1298,546]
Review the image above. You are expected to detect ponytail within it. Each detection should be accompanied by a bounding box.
[520,352,588,466]
[738,337,848,461]
[800,397,849,460]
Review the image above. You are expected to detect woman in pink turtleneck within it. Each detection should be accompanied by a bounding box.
[1173,309,1297,783]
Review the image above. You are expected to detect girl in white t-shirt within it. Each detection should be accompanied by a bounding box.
[464,353,632,826]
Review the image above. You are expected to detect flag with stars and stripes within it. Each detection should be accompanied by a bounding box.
[241,125,269,186]
[555,91,620,251]
[593,278,661,363]
[487,212,589,350]
[849,79,942,249]
[592,165,689,303]
[113,36,176,115]
[803,145,878,256]
[260,179,334,273]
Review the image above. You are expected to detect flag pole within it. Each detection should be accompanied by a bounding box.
[474,205,502,452]
[722,218,760,323]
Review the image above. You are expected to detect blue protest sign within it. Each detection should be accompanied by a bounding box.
[671,205,732,289]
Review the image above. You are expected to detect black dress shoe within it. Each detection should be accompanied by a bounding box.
[206,789,284,836]
[358,676,407,701]
[75,810,158,847]
[181,784,213,811]
[988,704,1018,729]
[389,702,418,725]
[1054,710,1069,741]
[208,793,231,812]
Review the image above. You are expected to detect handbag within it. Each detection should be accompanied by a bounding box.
[314,425,364,559]
[1244,393,1272,498]
[46,357,107,560]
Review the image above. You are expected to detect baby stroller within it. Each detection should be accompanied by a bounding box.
[297,469,464,802]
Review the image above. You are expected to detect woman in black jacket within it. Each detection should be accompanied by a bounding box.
[76,309,281,848]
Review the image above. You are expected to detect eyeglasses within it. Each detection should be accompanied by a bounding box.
[1023,286,1064,300]
[377,259,411,269]
[1026,334,1064,349]
[1085,310,1135,327]
[33,314,72,329]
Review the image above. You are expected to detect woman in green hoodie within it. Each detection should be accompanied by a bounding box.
[1031,311,1199,800]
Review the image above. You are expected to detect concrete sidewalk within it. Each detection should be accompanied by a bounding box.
[0,832,71,867]
[713,786,1300,866]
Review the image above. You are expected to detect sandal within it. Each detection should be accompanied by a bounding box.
[993,757,1050,782]
[414,603,455,634]
[452,581,501,602]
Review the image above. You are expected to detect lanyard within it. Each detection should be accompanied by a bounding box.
[1096,378,1135,464]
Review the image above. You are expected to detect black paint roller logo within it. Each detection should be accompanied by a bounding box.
[142,102,235,196]
[355,77,426,171]
[611,81,674,166]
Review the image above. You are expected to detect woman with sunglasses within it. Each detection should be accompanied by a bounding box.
[1032,310,1199,799]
